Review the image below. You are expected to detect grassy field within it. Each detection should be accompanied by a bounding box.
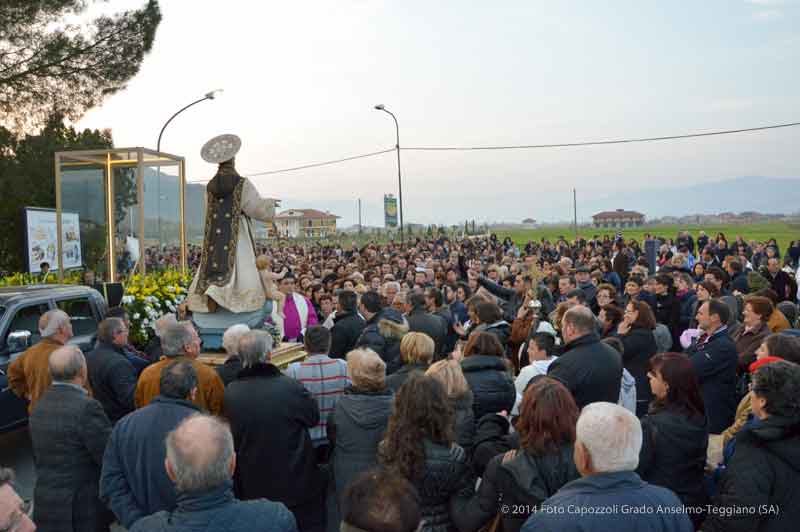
[496,221,800,252]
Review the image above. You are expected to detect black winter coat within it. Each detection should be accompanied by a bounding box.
[655,292,681,349]
[224,363,324,509]
[386,362,429,393]
[215,355,242,386]
[676,291,698,331]
[327,387,393,510]
[685,329,738,434]
[637,407,709,516]
[454,444,579,532]
[705,415,800,532]
[407,308,448,359]
[356,308,409,374]
[452,391,475,456]
[30,384,113,532]
[616,327,657,417]
[434,306,458,358]
[329,311,366,359]
[461,355,515,422]
[85,341,137,424]
[472,413,520,477]
[415,441,474,532]
[547,332,623,409]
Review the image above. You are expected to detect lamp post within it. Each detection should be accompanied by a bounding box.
[157,89,223,152]
[374,104,404,244]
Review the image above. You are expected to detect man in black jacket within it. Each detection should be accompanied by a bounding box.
[425,287,457,358]
[85,317,138,424]
[685,299,738,434]
[356,291,409,373]
[100,360,200,529]
[29,345,113,531]
[224,330,325,532]
[405,292,447,359]
[548,306,623,409]
[330,290,366,359]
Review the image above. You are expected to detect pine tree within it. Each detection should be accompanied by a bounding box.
[0,1,162,133]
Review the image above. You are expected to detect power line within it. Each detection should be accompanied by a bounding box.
[187,120,800,181]
[188,148,395,183]
[403,121,800,151]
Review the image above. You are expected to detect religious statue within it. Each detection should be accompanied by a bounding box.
[187,134,280,314]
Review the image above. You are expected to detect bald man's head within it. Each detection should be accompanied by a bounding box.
[48,345,86,384]
[165,414,235,493]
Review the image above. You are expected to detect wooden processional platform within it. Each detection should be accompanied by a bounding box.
[198,342,307,370]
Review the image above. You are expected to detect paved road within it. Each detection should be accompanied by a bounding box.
[0,426,35,500]
[0,426,125,530]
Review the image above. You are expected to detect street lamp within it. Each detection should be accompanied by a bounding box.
[156,89,223,152]
[374,104,404,244]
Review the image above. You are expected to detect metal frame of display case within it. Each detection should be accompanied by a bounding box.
[54,148,186,282]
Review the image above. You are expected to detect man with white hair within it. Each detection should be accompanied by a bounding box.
[224,331,325,531]
[8,309,84,412]
[216,323,250,385]
[144,312,178,362]
[29,345,113,531]
[522,402,692,532]
[135,322,225,415]
[130,414,297,532]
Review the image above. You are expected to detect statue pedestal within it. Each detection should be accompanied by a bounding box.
[198,342,306,370]
[191,300,276,350]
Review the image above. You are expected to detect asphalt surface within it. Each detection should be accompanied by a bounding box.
[0,426,35,500]
[0,426,125,530]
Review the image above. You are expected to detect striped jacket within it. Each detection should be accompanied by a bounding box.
[286,354,350,446]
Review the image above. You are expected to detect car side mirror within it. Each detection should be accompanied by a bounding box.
[7,330,31,353]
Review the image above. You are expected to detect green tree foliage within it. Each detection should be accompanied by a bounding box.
[0,0,161,133]
[0,115,113,272]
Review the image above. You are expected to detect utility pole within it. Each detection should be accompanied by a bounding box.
[358,198,362,236]
[573,188,578,240]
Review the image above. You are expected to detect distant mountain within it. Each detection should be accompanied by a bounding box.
[578,177,800,220]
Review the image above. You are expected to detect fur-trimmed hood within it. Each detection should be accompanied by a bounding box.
[374,309,410,340]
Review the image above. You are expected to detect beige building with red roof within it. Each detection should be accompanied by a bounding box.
[274,209,339,238]
[592,209,645,228]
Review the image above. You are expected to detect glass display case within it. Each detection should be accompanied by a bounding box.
[54,148,186,283]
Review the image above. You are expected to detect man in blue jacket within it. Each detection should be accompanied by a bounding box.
[130,413,297,532]
[685,299,738,434]
[522,402,693,532]
[100,360,200,529]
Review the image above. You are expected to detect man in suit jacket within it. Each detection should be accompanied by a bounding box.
[685,299,738,434]
[29,345,113,532]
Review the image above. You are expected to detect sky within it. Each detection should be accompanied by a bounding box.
[77,0,800,226]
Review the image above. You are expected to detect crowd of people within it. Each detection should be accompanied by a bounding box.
[2,229,800,532]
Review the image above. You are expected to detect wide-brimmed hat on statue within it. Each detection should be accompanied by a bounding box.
[201,134,241,164]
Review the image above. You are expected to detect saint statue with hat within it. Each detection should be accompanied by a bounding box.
[186,134,280,314]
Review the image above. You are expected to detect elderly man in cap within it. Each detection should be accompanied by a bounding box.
[186,134,280,315]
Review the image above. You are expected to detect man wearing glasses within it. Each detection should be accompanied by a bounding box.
[85,317,138,425]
